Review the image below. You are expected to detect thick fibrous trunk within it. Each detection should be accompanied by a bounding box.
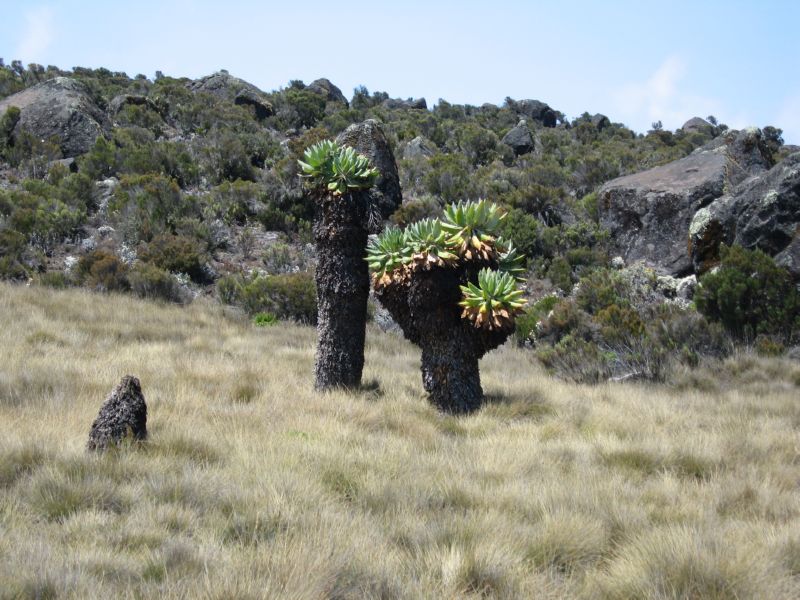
[374,265,510,413]
[313,193,369,390]
[421,334,483,413]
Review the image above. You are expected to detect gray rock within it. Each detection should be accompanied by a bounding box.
[0,77,110,157]
[501,120,537,156]
[234,88,273,119]
[381,97,427,110]
[591,114,611,130]
[774,236,800,279]
[689,151,800,276]
[676,275,697,300]
[108,94,161,116]
[306,78,348,105]
[600,128,773,276]
[335,120,402,231]
[94,178,118,213]
[507,99,558,127]
[403,136,436,160]
[87,375,147,451]
[681,117,713,134]
[189,70,258,97]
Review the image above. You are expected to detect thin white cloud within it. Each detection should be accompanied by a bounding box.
[15,6,55,64]
[612,56,725,132]
[775,92,800,145]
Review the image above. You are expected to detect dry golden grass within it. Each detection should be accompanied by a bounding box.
[0,282,799,599]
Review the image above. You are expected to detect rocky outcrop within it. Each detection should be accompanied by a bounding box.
[502,120,537,156]
[403,136,437,160]
[381,97,427,110]
[0,77,109,157]
[507,99,558,127]
[188,70,273,117]
[233,89,273,119]
[87,375,147,451]
[306,78,348,105]
[599,128,774,275]
[591,114,610,130]
[336,120,402,231]
[689,152,800,276]
[681,117,713,134]
[108,94,161,116]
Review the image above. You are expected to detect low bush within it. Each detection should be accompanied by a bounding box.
[695,245,799,342]
[128,262,188,303]
[514,295,558,346]
[138,234,208,283]
[75,249,129,292]
[575,268,628,314]
[253,312,278,326]
[217,271,316,324]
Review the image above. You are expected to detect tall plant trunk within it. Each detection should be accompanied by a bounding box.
[420,334,483,413]
[313,193,369,390]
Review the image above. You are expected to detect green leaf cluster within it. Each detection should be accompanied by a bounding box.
[460,268,525,329]
[298,140,379,196]
[367,200,527,329]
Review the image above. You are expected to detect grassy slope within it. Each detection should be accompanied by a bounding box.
[0,283,798,599]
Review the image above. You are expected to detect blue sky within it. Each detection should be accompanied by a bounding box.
[2,0,799,142]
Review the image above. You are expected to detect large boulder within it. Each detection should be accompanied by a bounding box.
[234,89,273,119]
[501,119,537,156]
[507,99,558,127]
[0,77,109,157]
[591,114,610,130]
[403,136,436,160]
[599,128,773,275]
[681,117,714,134]
[87,375,147,451]
[188,70,273,117]
[381,97,427,110]
[689,152,800,276]
[306,78,348,105]
[336,120,402,230]
[108,94,161,116]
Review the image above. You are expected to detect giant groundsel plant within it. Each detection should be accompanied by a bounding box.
[367,199,527,412]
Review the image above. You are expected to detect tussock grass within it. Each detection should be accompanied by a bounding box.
[0,282,798,598]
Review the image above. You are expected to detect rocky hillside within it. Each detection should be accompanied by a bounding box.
[1,61,798,377]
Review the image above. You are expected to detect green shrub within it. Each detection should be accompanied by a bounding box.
[497,209,540,262]
[536,299,593,345]
[128,263,187,303]
[253,312,278,326]
[536,334,611,383]
[575,268,628,314]
[594,304,645,343]
[390,195,443,226]
[424,154,473,203]
[0,229,29,281]
[36,271,71,289]
[108,174,188,243]
[695,245,800,342]
[648,304,731,363]
[546,257,573,294]
[75,249,129,292]
[514,295,558,346]
[217,272,316,324]
[754,335,785,357]
[0,106,20,157]
[138,234,208,283]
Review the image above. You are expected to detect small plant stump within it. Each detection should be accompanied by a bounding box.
[87,375,147,451]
